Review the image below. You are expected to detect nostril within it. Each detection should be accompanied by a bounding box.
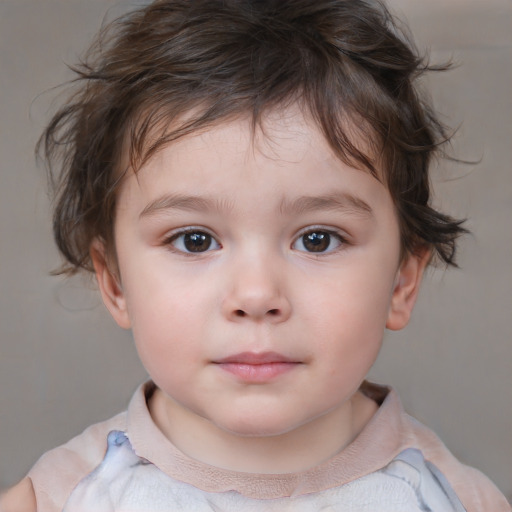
[267,309,279,315]
[235,310,246,317]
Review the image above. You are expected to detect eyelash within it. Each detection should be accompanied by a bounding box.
[292,227,347,255]
[163,227,221,255]
[162,226,348,255]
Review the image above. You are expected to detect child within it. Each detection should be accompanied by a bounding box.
[1,0,510,510]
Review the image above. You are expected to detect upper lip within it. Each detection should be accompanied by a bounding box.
[214,351,297,365]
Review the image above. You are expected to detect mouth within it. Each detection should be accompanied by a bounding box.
[213,351,301,383]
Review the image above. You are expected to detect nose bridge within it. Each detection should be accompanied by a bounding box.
[223,242,291,322]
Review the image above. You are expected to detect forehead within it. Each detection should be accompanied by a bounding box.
[127,103,382,184]
[115,106,393,224]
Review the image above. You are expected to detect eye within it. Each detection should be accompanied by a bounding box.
[167,229,221,254]
[292,229,344,253]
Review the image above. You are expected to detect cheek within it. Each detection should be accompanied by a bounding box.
[301,265,395,373]
[306,267,395,337]
[121,270,209,377]
[122,250,208,325]
[132,312,202,399]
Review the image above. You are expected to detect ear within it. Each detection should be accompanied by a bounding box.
[90,239,131,329]
[386,248,430,331]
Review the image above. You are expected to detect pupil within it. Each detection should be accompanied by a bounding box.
[304,232,330,252]
[184,232,211,252]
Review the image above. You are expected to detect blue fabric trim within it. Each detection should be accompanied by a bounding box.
[393,448,467,512]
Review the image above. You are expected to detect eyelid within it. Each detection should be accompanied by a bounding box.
[163,226,222,254]
[292,226,348,253]
[294,225,348,240]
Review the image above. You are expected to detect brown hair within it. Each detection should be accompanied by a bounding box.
[39,0,466,274]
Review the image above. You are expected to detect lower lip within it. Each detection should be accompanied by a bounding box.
[216,362,298,382]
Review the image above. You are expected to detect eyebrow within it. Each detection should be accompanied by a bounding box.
[279,193,374,218]
[139,191,373,219]
[139,194,230,218]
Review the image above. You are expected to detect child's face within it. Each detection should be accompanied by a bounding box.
[93,106,425,445]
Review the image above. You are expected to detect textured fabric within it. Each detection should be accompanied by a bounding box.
[28,381,511,512]
[62,432,463,511]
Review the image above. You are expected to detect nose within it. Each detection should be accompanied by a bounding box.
[221,254,292,323]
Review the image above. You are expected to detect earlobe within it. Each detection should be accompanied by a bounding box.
[90,239,131,329]
[386,248,430,331]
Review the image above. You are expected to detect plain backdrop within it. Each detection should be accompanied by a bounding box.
[0,0,511,499]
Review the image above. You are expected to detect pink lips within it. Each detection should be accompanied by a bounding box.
[214,352,300,383]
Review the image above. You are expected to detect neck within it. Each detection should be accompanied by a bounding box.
[150,389,377,474]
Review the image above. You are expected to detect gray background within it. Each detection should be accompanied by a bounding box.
[1,0,511,499]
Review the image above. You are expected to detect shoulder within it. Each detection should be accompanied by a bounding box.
[26,410,127,512]
[400,411,511,512]
[0,478,36,512]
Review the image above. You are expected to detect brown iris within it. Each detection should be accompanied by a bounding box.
[183,232,213,252]
[302,232,331,252]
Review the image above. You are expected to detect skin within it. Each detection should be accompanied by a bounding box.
[1,106,427,505]
[0,478,36,512]
[93,106,428,473]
